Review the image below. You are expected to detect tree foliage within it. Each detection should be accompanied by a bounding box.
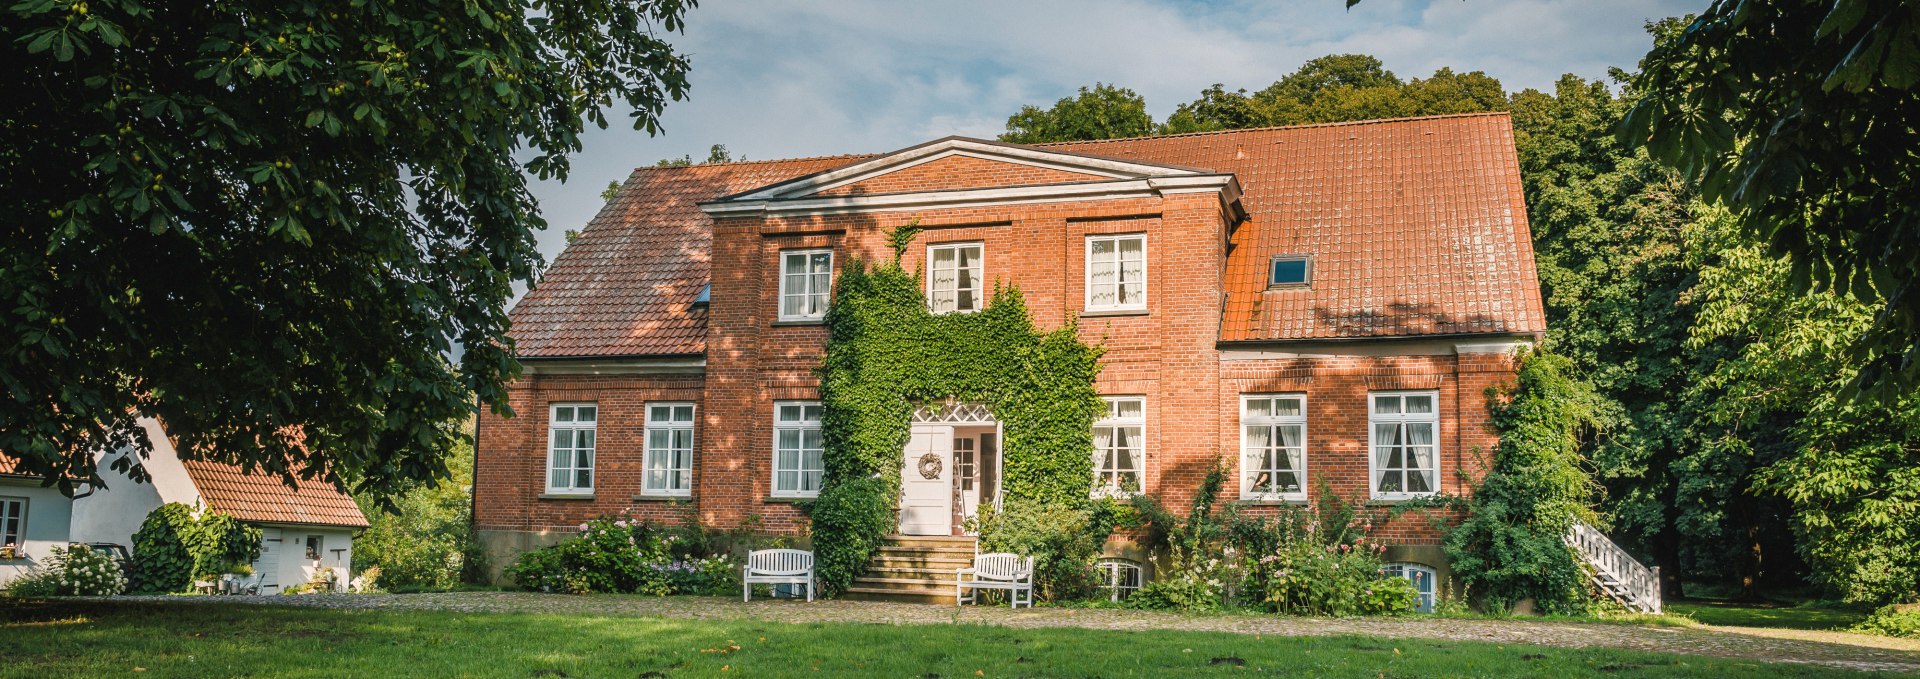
[1000,83,1155,144]
[1445,350,1604,614]
[1624,0,1920,397]
[0,0,696,498]
[352,422,482,591]
[809,238,1105,595]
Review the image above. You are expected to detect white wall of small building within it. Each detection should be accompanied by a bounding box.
[0,479,74,586]
[251,524,354,593]
[68,418,203,549]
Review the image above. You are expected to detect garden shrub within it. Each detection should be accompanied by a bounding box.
[128,503,262,594]
[1444,349,1604,614]
[1852,604,1920,639]
[353,429,486,591]
[974,498,1120,601]
[5,545,126,597]
[810,229,1105,595]
[506,514,738,596]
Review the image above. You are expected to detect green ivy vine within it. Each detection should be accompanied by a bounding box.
[807,229,1107,595]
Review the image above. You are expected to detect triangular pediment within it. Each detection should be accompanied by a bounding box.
[719,137,1211,202]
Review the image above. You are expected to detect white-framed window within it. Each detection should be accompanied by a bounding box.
[1085,233,1146,312]
[773,401,825,498]
[1241,394,1307,501]
[928,243,984,314]
[1383,562,1438,612]
[778,249,834,321]
[546,403,597,494]
[643,402,697,497]
[0,497,23,549]
[1097,558,1144,602]
[1371,391,1440,499]
[1092,397,1145,497]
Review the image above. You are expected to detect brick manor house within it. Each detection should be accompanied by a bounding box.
[474,113,1548,596]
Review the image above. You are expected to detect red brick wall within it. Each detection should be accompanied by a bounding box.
[812,154,1110,197]
[473,162,1523,551]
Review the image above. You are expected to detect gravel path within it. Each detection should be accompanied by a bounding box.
[108,592,1920,674]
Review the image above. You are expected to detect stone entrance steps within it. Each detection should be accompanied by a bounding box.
[841,534,976,605]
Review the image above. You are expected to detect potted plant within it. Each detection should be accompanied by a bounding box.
[0,543,21,560]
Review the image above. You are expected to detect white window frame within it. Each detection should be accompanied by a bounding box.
[642,402,697,498]
[927,242,985,314]
[1240,394,1309,502]
[0,496,24,549]
[545,403,598,495]
[1383,562,1438,612]
[777,249,834,322]
[1092,396,1146,498]
[1084,233,1147,312]
[771,401,825,498]
[1369,391,1441,500]
[1097,558,1145,602]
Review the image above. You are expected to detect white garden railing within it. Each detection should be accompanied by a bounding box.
[1567,521,1662,614]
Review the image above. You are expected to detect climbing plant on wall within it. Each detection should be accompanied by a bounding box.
[808,230,1107,595]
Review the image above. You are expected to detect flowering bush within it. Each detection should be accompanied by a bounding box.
[506,514,739,596]
[6,545,126,597]
[1256,538,1416,616]
[1126,544,1226,611]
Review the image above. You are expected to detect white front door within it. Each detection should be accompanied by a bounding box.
[254,529,281,591]
[899,425,953,536]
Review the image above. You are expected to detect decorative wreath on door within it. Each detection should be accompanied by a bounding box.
[917,453,944,480]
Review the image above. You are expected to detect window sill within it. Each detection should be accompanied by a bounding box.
[1080,308,1149,318]
[765,495,818,503]
[772,318,826,327]
[1265,284,1311,292]
[539,493,595,501]
[1367,494,1439,506]
[631,493,692,502]
[1237,495,1308,505]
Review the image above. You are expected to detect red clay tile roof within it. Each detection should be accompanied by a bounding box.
[0,453,25,477]
[180,459,369,529]
[510,156,869,357]
[1051,113,1546,341]
[507,113,1544,354]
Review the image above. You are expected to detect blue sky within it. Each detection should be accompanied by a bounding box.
[523,0,1703,269]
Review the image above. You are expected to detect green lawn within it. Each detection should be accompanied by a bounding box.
[1668,600,1868,631]
[0,600,1890,678]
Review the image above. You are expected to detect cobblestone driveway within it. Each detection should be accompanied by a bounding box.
[116,592,1920,674]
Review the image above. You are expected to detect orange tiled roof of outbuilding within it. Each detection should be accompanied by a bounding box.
[179,458,369,529]
[506,113,1545,356]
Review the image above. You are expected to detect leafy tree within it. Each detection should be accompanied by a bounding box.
[999,83,1154,144]
[1624,1,1920,397]
[0,0,697,497]
[353,422,482,591]
[1685,211,1920,605]
[654,143,737,167]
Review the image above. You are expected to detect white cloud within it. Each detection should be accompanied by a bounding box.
[521,0,1705,280]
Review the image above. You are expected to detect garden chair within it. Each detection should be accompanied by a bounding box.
[742,548,815,602]
[956,553,1033,608]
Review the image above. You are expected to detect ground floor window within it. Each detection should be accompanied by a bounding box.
[773,401,825,497]
[1097,558,1144,601]
[1093,397,1145,497]
[1382,562,1437,612]
[0,497,23,549]
[1241,394,1307,501]
[644,402,697,497]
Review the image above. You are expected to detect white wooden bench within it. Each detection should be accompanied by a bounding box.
[742,548,815,602]
[955,553,1034,608]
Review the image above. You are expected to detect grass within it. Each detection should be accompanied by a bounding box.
[0,599,1892,678]
[1668,599,1869,631]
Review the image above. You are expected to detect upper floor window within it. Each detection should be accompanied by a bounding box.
[546,403,597,495]
[773,401,825,498]
[1093,397,1145,497]
[1085,234,1146,312]
[779,249,833,322]
[0,497,23,549]
[928,243,984,314]
[1371,392,1439,499]
[643,403,697,497]
[1241,395,1306,501]
[1269,255,1311,287]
